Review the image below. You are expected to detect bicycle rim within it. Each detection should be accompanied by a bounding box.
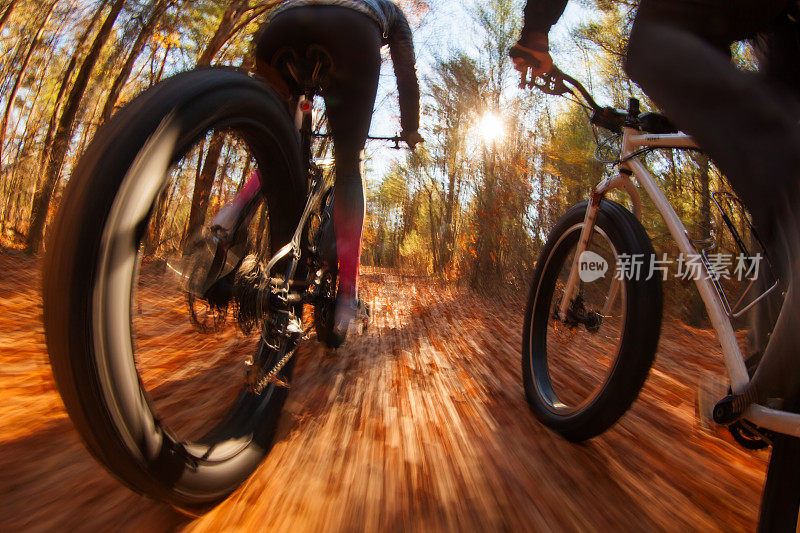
[95,123,281,463]
[532,223,627,414]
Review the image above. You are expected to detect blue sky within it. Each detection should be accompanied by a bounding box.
[363,0,594,186]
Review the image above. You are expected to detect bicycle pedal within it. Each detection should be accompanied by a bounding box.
[356,299,371,331]
[728,419,772,450]
[712,394,744,425]
[696,375,775,450]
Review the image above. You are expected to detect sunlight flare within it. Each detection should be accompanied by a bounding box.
[479,112,505,144]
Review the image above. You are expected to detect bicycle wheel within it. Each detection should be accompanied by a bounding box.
[522,199,663,442]
[43,68,306,512]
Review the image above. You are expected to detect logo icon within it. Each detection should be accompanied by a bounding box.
[578,251,608,282]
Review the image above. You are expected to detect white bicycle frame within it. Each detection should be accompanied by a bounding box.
[558,126,800,438]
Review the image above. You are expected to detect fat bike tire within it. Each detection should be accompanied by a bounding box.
[522,200,663,442]
[43,68,305,512]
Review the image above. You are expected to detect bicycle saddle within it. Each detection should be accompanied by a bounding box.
[271,45,334,96]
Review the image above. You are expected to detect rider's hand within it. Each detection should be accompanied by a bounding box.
[509,31,553,86]
[402,130,424,150]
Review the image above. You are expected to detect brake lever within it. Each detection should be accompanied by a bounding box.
[519,64,602,113]
[522,66,572,96]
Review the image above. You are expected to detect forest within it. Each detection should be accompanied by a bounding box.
[0,0,756,321]
[0,1,780,530]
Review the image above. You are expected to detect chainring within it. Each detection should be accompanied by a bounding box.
[728,420,773,450]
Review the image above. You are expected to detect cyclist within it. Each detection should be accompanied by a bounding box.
[212,0,423,346]
[510,0,800,421]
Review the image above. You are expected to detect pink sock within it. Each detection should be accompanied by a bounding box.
[212,171,262,230]
[232,171,262,212]
[334,201,363,301]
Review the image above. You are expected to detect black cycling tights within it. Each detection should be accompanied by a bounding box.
[255,6,382,301]
[626,0,800,402]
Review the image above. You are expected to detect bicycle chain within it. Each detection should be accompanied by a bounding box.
[248,324,314,394]
[250,347,295,394]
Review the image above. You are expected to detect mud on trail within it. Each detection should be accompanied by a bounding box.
[0,252,767,531]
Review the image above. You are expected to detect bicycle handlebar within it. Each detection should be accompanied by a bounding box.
[312,132,404,149]
[367,135,403,142]
[367,135,404,149]
[521,64,629,134]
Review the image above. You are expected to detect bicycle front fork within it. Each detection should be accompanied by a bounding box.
[557,171,643,320]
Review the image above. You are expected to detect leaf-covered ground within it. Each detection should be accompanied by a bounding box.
[0,252,767,531]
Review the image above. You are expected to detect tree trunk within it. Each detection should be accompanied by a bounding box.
[145,165,181,256]
[0,1,56,164]
[0,0,19,34]
[153,41,172,85]
[182,0,252,241]
[2,128,35,231]
[1,63,50,231]
[34,0,106,192]
[1,140,24,228]
[0,30,54,226]
[697,153,711,237]
[74,94,103,160]
[425,187,440,273]
[26,0,127,253]
[186,133,225,243]
[196,0,250,66]
[101,0,170,122]
[9,31,55,151]
[439,169,458,274]
[686,153,711,327]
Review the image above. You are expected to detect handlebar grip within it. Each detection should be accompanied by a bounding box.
[509,45,545,90]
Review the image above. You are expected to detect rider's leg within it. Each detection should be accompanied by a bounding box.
[754,11,800,97]
[210,171,262,234]
[315,11,381,328]
[625,0,800,415]
[744,16,800,357]
[626,0,798,230]
[253,6,382,338]
[331,155,366,303]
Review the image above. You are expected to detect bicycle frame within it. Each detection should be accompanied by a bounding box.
[258,93,402,295]
[264,95,332,291]
[559,127,800,438]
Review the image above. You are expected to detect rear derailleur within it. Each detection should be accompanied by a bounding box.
[183,241,309,394]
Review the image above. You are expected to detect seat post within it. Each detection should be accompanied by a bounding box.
[297,95,314,164]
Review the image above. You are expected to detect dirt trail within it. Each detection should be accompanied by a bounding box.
[0,253,767,531]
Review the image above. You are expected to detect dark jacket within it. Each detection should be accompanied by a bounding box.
[521,0,568,40]
[270,0,420,134]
